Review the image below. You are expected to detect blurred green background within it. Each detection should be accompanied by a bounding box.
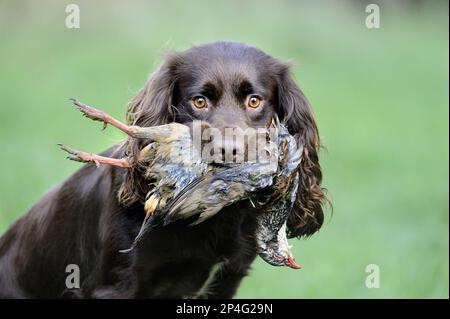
[0,0,448,298]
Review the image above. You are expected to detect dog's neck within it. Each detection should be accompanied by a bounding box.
[124,201,259,298]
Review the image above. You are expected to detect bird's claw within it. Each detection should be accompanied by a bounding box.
[66,155,82,162]
[70,98,108,129]
[119,245,135,254]
[58,144,99,166]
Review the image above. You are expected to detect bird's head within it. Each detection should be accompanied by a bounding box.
[256,223,300,269]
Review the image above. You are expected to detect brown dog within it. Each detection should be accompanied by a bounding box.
[0,41,326,298]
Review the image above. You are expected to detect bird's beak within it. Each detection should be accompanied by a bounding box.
[285,256,301,269]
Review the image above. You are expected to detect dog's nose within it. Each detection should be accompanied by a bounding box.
[220,147,237,158]
[216,137,245,163]
[192,120,251,164]
[219,142,238,163]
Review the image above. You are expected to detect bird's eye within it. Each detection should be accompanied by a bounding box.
[193,96,207,109]
[247,95,262,108]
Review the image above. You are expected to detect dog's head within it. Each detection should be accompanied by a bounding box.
[121,41,327,238]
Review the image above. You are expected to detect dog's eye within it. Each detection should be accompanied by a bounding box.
[247,95,262,108]
[193,96,207,109]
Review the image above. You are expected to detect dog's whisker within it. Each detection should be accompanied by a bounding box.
[170,104,196,122]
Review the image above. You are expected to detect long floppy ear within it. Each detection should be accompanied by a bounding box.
[276,63,328,238]
[118,53,182,205]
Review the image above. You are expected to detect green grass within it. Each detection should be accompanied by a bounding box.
[0,0,448,298]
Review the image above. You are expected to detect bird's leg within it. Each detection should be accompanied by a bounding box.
[58,144,132,168]
[70,98,150,138]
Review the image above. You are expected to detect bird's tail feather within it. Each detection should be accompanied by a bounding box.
[120,194,162,253]
[119,213,163,253]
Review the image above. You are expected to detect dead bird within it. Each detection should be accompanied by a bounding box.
[252,124,303,269]
[163,123,303,269]
[60,99,301,268]
[60,99,278,247]
[255,175,301,269]
[60,99,211,244]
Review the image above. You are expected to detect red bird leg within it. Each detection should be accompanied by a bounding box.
[58,144,132,168]
[70,98,145,138]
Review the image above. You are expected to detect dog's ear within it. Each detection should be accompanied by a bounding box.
[119,53,182,205]
[126,53,182,127]
[276,63,328,238]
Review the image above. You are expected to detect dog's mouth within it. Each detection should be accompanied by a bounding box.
[209,161,241,168]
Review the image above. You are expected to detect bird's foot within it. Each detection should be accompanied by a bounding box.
[58,144,132,168]
[70,98,109,130]
[58,144,101,166]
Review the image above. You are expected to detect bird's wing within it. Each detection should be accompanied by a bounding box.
[163,166,256,226]
[162,174,222,226]
[122,174,221,253]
